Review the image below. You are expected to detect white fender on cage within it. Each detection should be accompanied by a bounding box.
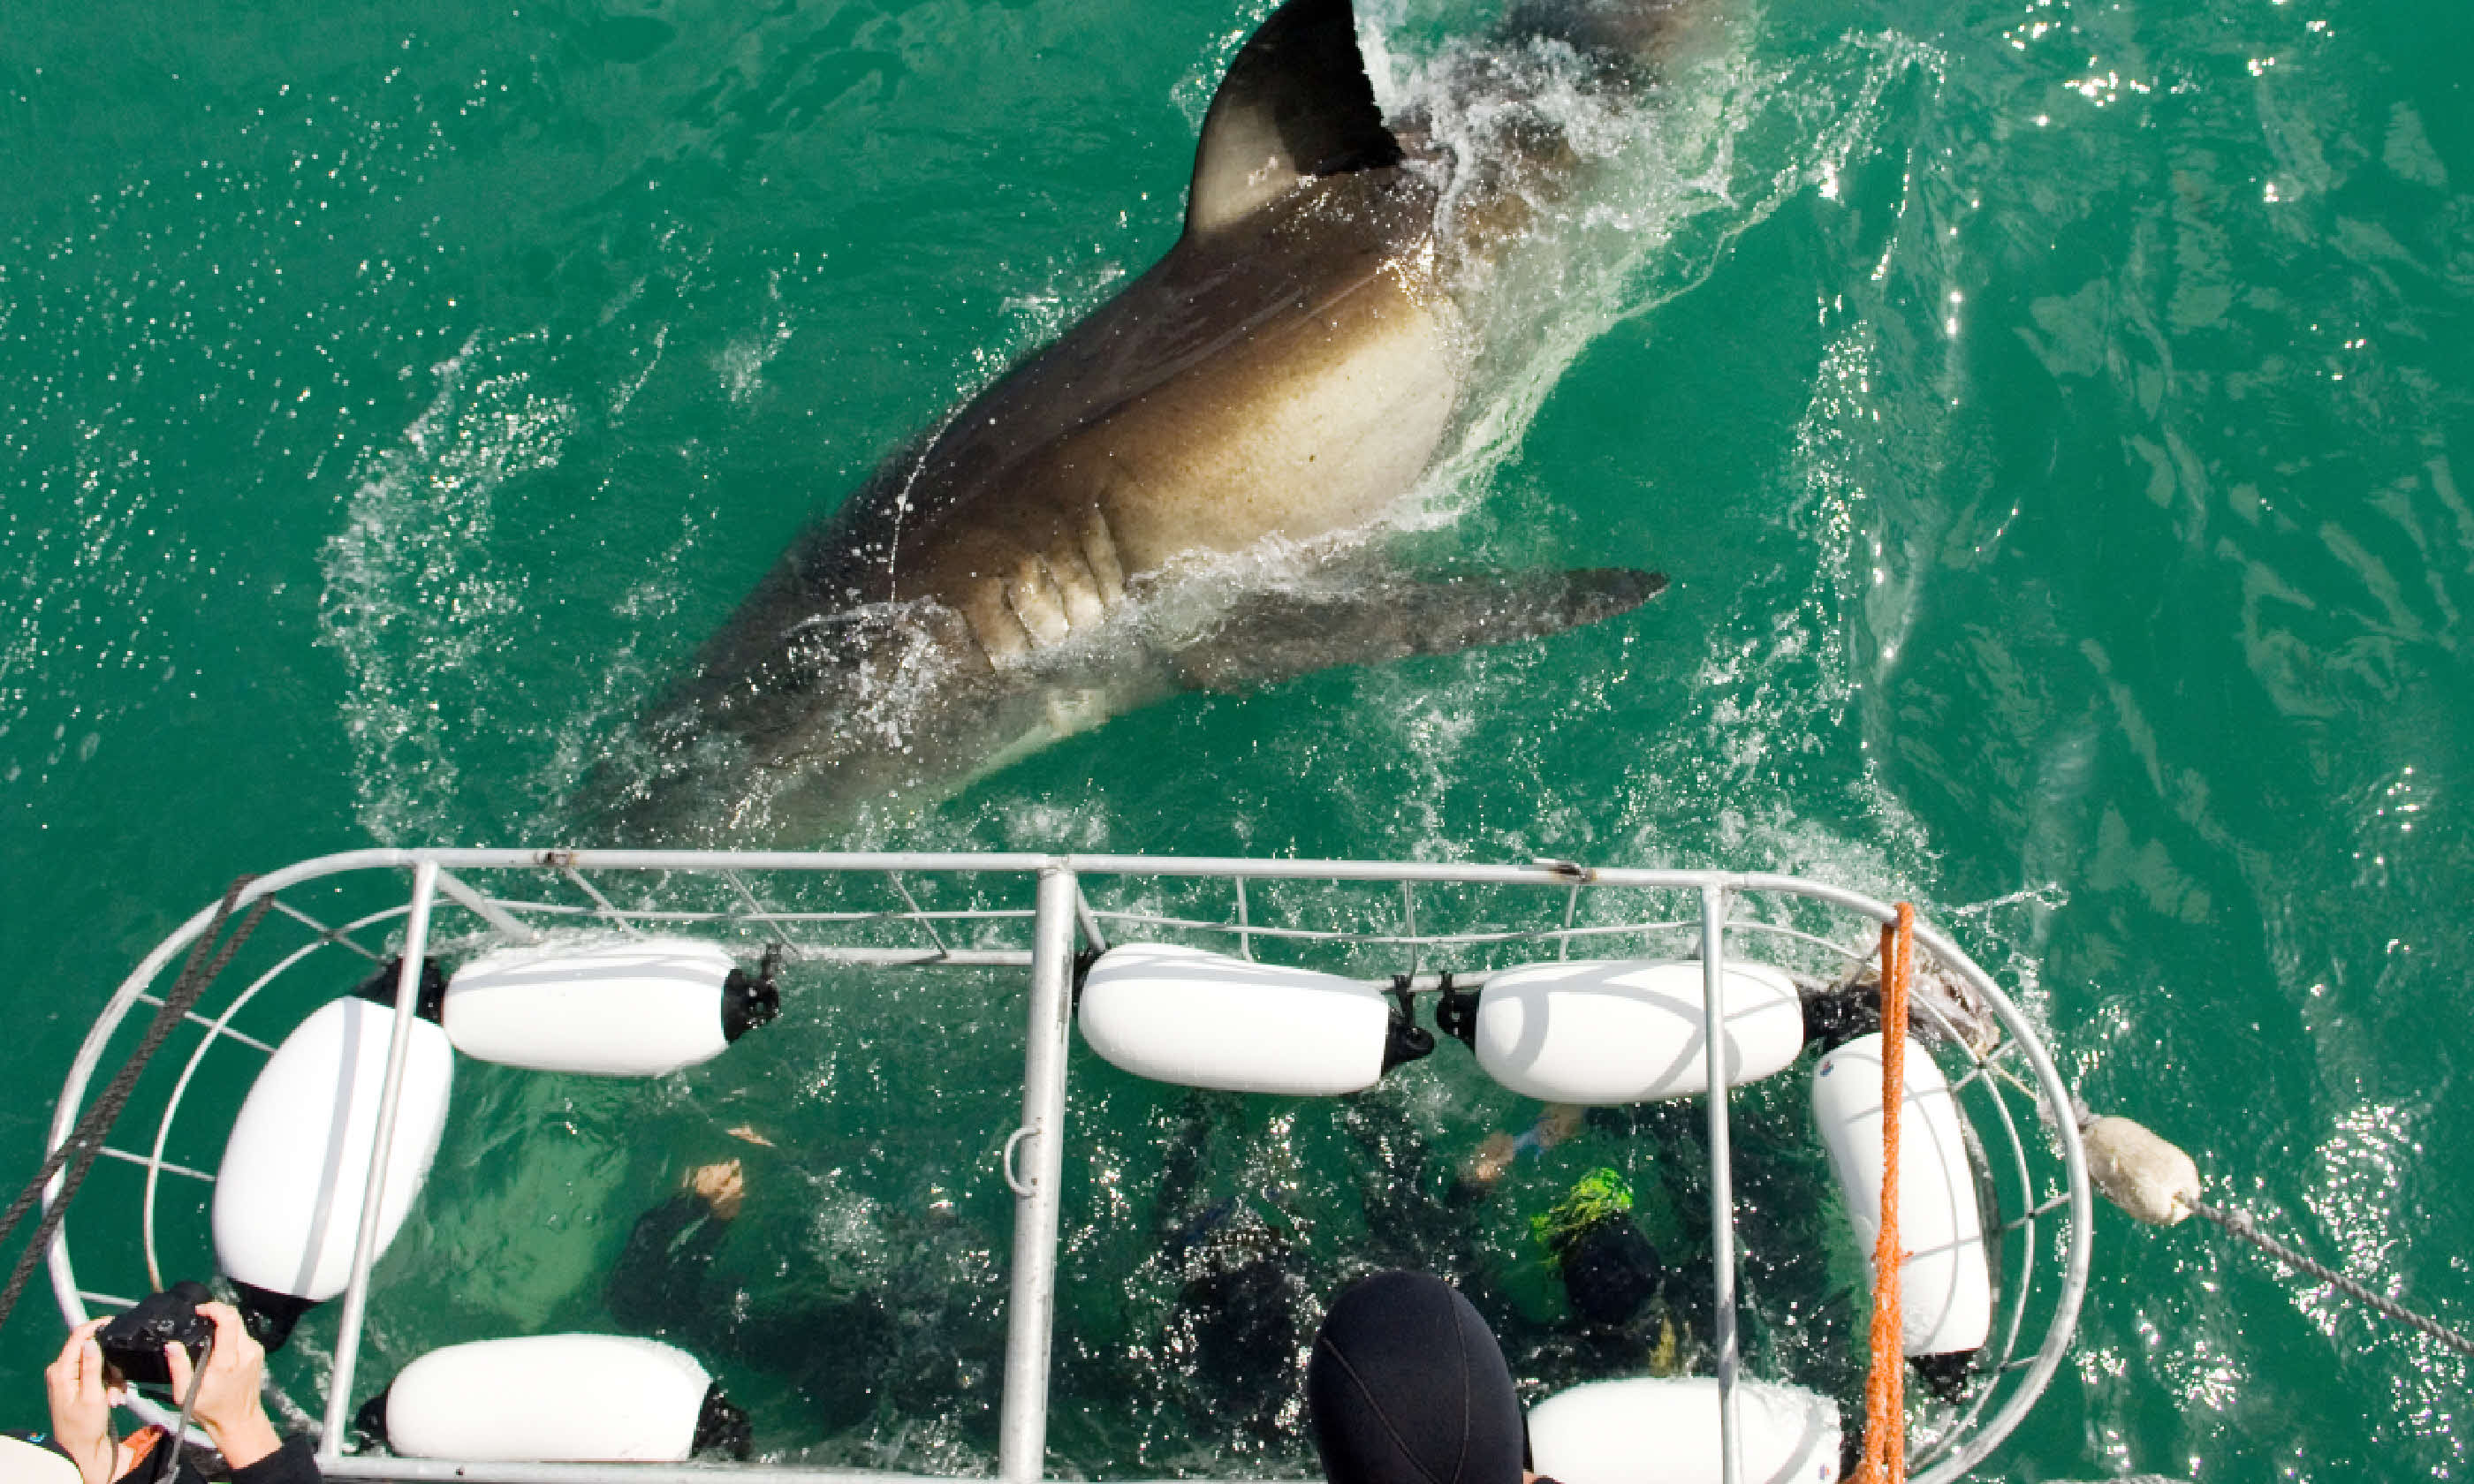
[213,996,453,1310]
[1077,944,1398,1095]
[1812,1031,1994,1356]
[1526,1376,1843,1484]
[1468,958,1806,1105]
[444,936,775,1078]
[381,1335,716,1462]
[1,1433,87,1484]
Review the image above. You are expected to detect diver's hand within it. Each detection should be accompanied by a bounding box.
[1462,1132,1521,1189]
[688,1159,747,1220]
[163,1302,282,1470]
[43,1318,122,1484]
[1462,1104,1583,1191]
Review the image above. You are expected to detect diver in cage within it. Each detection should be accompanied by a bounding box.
[1052,1089,1473,1455]
[1355,1093,1691,1382]
[1126,1089,1689,1458]
[603,1151,1005,1449]
[1137,1092,1320,1448]
[606,1109,1321,1460]
[596,1094,1685,1462]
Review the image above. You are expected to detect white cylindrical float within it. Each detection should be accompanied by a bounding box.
[1,1434,87,1484]
[1526,1376,1841,1484]
[1811,1032,1994,1356]
[376,1335,732,1462]
[1467,958,1806,1105]
[214,980,454,1348]
[1078,944,1405,1095]
[444,936,778,1078]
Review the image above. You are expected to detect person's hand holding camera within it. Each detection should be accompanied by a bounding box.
[42,1317,125,1484]
[161,1302,281,1471]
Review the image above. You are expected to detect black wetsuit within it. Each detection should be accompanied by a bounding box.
[604,1193,735,1337]
[1551,1213,1663,1329]
[608,1194,883,1430]
[604,1193,994,1440]
[1157,1207,1311,1444]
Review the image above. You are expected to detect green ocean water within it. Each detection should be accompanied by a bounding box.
[5,0,2473,1475]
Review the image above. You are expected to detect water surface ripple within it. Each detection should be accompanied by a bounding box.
[4,0,2471,1476]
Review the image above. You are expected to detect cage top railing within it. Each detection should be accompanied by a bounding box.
[45,848,2091,1484]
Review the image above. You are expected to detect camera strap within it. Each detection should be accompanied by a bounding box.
[148,1332,212,1484]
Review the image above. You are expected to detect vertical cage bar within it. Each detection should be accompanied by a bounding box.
[886,870,952,958]
[1074,887,1111,957]
[725,870,805,961]
[1400,882,1420,980]
[1698,883,1744,1484]
[559,866,641,935]
[318,859,440,1463]
[998,867,1078,1484]
[433,868,541,944]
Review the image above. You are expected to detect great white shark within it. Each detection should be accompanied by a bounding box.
[597,0,1687,839]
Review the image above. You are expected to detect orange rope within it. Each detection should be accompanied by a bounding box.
[1853,903,1914,1484]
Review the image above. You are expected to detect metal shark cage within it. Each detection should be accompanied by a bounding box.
[43,850,2092,1484]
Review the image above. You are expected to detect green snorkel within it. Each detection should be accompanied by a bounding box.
[1530,1167,1635,1267]
[1530,1166,1673,1358]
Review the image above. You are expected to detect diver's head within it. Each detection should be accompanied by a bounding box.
[1307,1270,1524,1484]
[1556,1215,1660,1327]
[1173,1257,1306,1442]
[1531,1167,1663,1329]
[1166,1201,1302,1442]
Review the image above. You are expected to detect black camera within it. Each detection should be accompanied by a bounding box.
[97,1282,216,1387]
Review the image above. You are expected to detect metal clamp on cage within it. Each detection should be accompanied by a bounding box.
[720,943,784,1043]
[1432,972,1480,1051]
[1380,976,1436,1072]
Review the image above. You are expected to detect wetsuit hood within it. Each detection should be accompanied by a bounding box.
[1306,1270,1524,1484]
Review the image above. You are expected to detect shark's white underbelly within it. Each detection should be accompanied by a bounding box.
[1096,284,1463,564]
[924,268,1463,668]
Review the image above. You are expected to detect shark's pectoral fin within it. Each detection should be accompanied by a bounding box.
[1164,567,1666,693]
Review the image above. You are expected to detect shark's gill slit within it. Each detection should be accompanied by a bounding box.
[963,583,1033,669]
[1045,531,1110,632]
[1008,556,1074,647]
[1082,504,1128,607]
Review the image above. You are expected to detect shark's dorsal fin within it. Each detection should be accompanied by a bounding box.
[1185,0,1403,238]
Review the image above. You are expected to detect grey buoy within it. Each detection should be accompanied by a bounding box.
[2083,1115,2200,1226]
